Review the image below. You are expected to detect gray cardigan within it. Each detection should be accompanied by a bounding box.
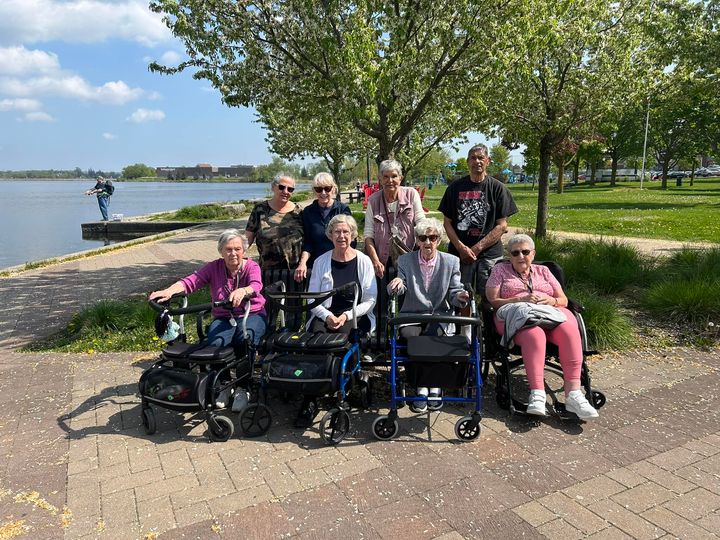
[391,251,467,315]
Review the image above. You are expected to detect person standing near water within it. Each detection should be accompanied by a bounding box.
[85,176,114,221]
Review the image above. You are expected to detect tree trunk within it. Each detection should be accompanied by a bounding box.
[589,160,598,186]
[573,158,579,185]
[556,161,565,194]
[610,150,618,187]
[535,136,552,238]
[690,158,696,187]
[661,157,669,190]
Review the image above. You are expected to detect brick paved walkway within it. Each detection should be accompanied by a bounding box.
[1,224,719,539]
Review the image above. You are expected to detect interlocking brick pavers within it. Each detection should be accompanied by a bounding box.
[3,226,720,539]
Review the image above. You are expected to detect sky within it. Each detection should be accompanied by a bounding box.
[0,0,520,172]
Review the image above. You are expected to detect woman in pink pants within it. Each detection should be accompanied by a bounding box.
[485,234,598,420]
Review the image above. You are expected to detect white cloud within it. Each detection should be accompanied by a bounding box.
[0,46,60,75]
[102,132,117,140]
[22,111,54,122]
[159,50,182,66]
[127,108,165,123]
[0,1,171,47]
[0,98,41,111]
[0,74,144,105]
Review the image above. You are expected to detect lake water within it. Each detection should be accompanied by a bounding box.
[0,180,307,270]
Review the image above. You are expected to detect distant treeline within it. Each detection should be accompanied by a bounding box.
[1,169,120,179]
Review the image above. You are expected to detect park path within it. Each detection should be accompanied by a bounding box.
[0,220,719,539]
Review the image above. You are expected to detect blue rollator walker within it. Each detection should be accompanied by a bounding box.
[240,281,370,444]
[372,294,484,442]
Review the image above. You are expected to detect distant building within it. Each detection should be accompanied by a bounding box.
[155,163,254,180]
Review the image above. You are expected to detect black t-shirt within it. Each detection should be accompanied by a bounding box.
[438,175,518,259]
[329,257,358,315]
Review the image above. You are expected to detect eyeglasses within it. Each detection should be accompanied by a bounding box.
[510,249,533,257]
[418,234,439,243]
[314,186,333,193]
[276,184,295,193]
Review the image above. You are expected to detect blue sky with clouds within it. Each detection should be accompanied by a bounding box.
[0,0,518,172]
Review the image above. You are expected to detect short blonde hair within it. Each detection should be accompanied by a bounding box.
[312,172,337,196]
[326,214,358,240]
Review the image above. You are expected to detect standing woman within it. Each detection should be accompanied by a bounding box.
[294,172,352,282]
[245,173,304,270]
[364,159,425,278]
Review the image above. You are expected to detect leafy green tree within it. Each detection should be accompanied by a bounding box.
[551,138,578,193]
[121,163,156,179]
[149,0,519,167]
[409,148,452,183]
[492,0,644,236]
[578,137,606,185]
[250,157,302,183]
[488,144,511,178]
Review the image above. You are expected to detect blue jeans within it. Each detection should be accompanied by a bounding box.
[97,196,110,221]
[206,313,267,348]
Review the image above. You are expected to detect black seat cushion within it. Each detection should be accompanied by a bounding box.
[406,335,470,363]
[187,345,235,363]
[161,342,206,359]
[271,331,348,351]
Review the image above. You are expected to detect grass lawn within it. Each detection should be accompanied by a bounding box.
[351,177,720,243]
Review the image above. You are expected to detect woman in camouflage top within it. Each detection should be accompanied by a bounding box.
[245,174,304,270]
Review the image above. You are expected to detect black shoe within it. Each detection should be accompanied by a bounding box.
[293,400,318,428]
[409,400,428,414]
[427,390,443,411]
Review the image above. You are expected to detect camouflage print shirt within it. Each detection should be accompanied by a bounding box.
[246,200,304,270]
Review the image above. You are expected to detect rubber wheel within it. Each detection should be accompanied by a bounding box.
[371,415,399,441]
[357,380,372,409]
[591,390,606,409]
[141,407,156,435]
[208,415,234,442]
[455,416,481,441]
[239,403,272,438]
[319,408,351,445]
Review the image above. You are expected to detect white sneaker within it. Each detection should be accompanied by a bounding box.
[565,390,599,420]
[215,387,232,409]
[231,390,249,412]
[526,390,547,416]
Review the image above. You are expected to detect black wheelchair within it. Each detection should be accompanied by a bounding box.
[481,261,606,419]
[238,281,371,444]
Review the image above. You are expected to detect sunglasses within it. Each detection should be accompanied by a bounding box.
[314,186,333,193]
[276,184,295,193]
[418,234,439,243]
[510,249,533,257]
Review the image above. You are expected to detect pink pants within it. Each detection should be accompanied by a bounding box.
[494,307,583,390]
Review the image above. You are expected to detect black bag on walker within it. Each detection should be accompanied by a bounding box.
[264,352,340,395]
[139,366,210,409]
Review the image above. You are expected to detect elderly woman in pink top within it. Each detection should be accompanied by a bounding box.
[149,229,266,348]
[364,159,424,278]
[485,233,598,420]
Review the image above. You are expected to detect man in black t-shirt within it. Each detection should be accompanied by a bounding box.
[438,144,518,293]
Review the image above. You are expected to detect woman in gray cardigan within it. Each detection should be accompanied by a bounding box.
[388,217,469,412]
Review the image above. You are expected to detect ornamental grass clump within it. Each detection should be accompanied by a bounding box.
[641,278,720,326]
[566,286,635,350]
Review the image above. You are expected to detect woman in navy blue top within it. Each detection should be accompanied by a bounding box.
[294,172,353,282]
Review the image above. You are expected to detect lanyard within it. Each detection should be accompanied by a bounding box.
[514,268,533,293]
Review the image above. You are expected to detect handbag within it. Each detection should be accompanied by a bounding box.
[382,194,411,265]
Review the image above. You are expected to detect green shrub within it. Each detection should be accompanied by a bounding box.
[641,278,720,325]
[173,203,244,221]
[653,248,720,282]
[557,238,649,293]
[567,287,635,350]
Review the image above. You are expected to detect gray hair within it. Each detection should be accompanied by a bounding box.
[271,173,295,186]
[312,172,338,196]
[414,217,445,242]
[379,159,403,177]
[217,229,248,252]
[507,233,535,252]
[326,214,359,240]
[467,144,489,158]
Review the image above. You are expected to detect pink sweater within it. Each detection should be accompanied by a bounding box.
[180,258,266,318]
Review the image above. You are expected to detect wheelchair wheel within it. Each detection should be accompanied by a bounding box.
[239,403,272,438]
[591,390,606,409]
[454,415,481,441]
[208,415,234,442]
[320,408,351,445]
[141,407,156,435]
[372,415,399,441]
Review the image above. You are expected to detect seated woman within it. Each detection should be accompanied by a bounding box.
[149,229,266,348]
[388,218,469,412]
[485,233,598,419]
[295,214,377,427]
[294,172,353,282]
